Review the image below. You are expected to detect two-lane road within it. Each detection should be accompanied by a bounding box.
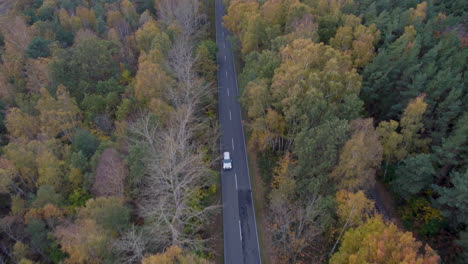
[215,0,261,263]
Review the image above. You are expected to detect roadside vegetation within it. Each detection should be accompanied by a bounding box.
[0,0,219,263]
[224,0,467,263]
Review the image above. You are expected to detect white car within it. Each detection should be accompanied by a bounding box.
[223,152,232,170]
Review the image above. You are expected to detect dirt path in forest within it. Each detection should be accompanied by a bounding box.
[371,181,403,227]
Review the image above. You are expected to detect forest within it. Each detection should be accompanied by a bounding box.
[0,0,219,263]
[223,0,466,263]
[0,0,466,264]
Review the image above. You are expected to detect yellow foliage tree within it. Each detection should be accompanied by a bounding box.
[330,216,439,264]
[135,19,161,52]
[142,246,210,264]
[400,94,430,154]
[330,15,380,68]
[76,6,97,31]
[223,0,260,36]
[272,39,361,112]
[36,86,82,141]
[409,1,428,23]
[330,118,383,191]
[240,12,266,54]
[335,190,375,227]
[25,58,50,94]
[36,150,64,189]
[250,108,287,151]
[134,55,173,116]
[55,219,109,264]
[5,108,40,139]
[376,120,406,162]
[261,0,290,26]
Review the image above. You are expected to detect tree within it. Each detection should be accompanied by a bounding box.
[130,111,216,251]
[318,14,341,43]
[25,58,51,93]
[376,120,405,164]
[36,86,82,141]
[32,185,64,208]
[330,15,380,68]
[409,1,428,23]
[286,13,319,43]
[250,107,287,151]
[5,108,40,139]
[26,219,51,254]
[330,216,440,264]
[12,241,30,263]
[0,158,16,193]
[433,113,468,183]
[121,0,139,29]
[330,118,383,191]
[135,19,170,53]
[36,150,65,190]
[134,55,173,105]
[25,37,51,59]
[270,39,361,136]
[242,79,271,120]
[78,197,130,233]
[433,170,468,230]
[112,225,148,264]
[156,0,205,39]
[92,148,128,198]
[76,6,97,31]
[3,140,44,193]
[400,198,444,238]
[50,36,119,101]
[335,190,375,227]
[239,49,280,89]
[391,154,435,200]
[261,0,289,28]
[194,42,217,82]
[141,245,210,264]
[72,129,100,158]
[400,94,430,154]
[294,118,350,191]
[330,189,376,256]
[0,16,32,82]
[269,153,334,262]
[55,219,111,264]
[223,0,260,36]
[360,25,420,120]
[240,12,267,54]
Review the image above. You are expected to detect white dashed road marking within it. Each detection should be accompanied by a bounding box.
[235,173,238,190]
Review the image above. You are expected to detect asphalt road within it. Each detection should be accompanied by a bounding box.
[215,0,261,263]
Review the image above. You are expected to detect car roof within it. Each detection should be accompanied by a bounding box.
[223,152,230,159]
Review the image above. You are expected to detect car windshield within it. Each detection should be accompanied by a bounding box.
[223,159,231,163]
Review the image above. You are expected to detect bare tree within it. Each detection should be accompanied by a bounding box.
[269,193,330,263]
[130,109,217,252]
[156,0,206,39]
[126,0,217,254]
[112,225,148,264]
[268,174,333,263]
